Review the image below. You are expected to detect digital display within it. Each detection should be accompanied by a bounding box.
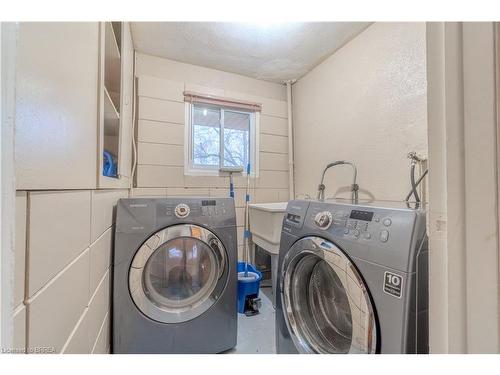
[286,213,301,224]
[350,210,374,222]
[201,200,216,206]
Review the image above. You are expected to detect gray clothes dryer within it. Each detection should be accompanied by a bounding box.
[276,200,428,354]
[113,197,237,354]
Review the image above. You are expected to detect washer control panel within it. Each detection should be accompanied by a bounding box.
[309,205,394,243]
[282,200,426,272]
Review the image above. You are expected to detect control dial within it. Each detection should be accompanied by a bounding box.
[314,211,333,230]
[175,203,190,218]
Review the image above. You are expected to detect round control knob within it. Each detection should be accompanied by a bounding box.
[314,211,333,230]
[175,203,190,218]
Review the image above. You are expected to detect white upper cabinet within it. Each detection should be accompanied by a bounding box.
[15,23,99,190]
[15,22,135,190]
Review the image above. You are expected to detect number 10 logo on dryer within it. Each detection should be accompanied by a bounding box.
[383,271,403,298]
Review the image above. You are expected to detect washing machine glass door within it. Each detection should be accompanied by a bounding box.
[129,224,227,323]
[281,236,377,354]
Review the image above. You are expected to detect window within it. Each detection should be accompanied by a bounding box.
[186,103,259,176]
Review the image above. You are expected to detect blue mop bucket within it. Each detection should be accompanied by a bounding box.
[237,262,262,314]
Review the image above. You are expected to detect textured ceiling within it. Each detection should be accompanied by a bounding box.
[131,22,372,83]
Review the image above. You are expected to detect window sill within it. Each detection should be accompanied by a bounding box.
[184,167,258,178]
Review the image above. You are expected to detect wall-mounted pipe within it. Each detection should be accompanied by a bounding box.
[130,51,138,188]
[286,81,295,200]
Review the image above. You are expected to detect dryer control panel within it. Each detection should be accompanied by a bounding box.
[158,199,231,218]
[309,206,394,243]
[115,197,237,235]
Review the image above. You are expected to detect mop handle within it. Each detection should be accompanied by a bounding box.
[229,172,235,198]
[243,163,251,276]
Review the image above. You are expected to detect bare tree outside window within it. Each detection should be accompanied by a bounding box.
[192,105,251,169]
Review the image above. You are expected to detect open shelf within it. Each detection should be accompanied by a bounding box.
[104,21,121,94]
[101,22,121,181]
[108,90,120,113]
[111,22,122,54]
[103,86,120,180]
[99,21,131,188]
[104,86,120,136]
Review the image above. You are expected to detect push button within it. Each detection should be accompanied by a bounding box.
[346,220,357,230]
[353,229,360,238]
[383,218,392,227]
[364,232,371,240]
[380,230,389,242]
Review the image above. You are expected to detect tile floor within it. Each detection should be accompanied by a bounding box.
[226,287,276,354]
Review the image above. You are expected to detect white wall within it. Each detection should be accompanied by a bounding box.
[426,22,500,354]
[17,190,128,354]
[13,189,128,354]
[12,22,131,354]
[133,53,290,258]
[1,21,18,351]
[292,22,428,202]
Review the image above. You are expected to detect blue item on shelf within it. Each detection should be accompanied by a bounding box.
[103,150,117,177]
[237,261,262,314]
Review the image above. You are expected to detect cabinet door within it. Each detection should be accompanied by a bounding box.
[15,23,99,190]
[118,22,134,181]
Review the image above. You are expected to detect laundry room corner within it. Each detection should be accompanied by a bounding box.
[292,22,428,203]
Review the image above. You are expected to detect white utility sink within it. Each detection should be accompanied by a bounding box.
[248,202,288,308]
[248,202,288,254]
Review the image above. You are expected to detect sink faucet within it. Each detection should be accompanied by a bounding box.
[317,161,359,202]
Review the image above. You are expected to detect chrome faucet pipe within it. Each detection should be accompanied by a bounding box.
[317,161,358,202]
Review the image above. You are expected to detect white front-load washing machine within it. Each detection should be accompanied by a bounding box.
[276,200,428,354]
[113,197,237,353]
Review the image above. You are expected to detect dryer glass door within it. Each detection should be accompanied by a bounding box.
[281,236,377,354]
[129,224,228,324]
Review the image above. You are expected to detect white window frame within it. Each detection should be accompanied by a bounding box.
[184,102,260,177]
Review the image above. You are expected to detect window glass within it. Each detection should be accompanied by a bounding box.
[190,104,253,172]
[192,106,220,167]
[223,111,250,168]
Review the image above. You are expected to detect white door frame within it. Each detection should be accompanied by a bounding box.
[0,22,18,350]
[426,22,500,353]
